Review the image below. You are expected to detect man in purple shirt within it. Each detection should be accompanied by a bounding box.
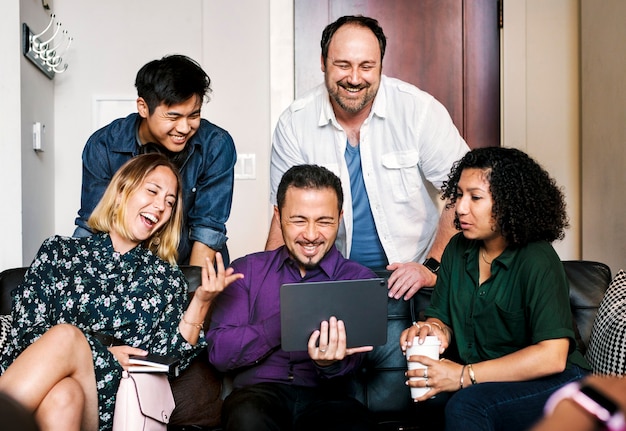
[206,164,376,431]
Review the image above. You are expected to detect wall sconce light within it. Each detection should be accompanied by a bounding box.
[22,14,73,80]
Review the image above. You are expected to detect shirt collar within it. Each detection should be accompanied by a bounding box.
[93,231,147,263]
[276,244,343,280]
[463,239,518,270]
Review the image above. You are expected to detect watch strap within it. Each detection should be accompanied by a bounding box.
[545,382,626,431]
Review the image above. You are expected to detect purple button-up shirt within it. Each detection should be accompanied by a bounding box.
[206,245,376,389]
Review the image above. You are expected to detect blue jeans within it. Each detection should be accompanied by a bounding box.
[443,365,587,431]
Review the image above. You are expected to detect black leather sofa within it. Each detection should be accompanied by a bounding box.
[0,260,612,430]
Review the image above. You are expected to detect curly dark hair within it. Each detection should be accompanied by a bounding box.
[441,147,569,246]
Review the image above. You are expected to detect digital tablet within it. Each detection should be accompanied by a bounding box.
[280,278,388,352]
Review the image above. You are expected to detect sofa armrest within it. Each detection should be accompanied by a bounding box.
[0,267,28,315]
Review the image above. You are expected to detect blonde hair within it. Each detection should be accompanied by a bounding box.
[88,154,183,264]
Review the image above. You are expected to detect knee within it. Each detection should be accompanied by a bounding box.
[223,390,266,416]
[444,388,483,426]
[47,323,83,341]
[45,324,89,353]
[222,388,288,431]
[50,378,85,408]
[36,378,85,426]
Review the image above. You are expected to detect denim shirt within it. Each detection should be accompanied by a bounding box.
[74,113,236,264]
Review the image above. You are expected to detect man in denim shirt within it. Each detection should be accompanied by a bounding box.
[74,54,236,265]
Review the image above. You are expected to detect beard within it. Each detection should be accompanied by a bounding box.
[326,78,378,114]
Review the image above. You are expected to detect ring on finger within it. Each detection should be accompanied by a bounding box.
[319,348,327,353]
[425,379,430,388]
[422,323,432,332]
[423,368,428,379]
[412,321,421,330]
[430,321,443,332]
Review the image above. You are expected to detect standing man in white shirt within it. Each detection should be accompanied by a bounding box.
[267,15,468,300]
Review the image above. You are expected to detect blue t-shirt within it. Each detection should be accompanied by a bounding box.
[344,143,387,269]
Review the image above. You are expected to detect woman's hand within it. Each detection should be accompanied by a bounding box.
[400,320,450,355]
[108,345,149,370]
[180,252,243,344]
[405,356,464,401]
[194,252,243,304]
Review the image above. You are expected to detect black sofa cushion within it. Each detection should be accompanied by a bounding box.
[0,267,27,315]
[562,260,611,353]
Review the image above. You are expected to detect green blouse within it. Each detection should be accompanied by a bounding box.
[425,233,589,370]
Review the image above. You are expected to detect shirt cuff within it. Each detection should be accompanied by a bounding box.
[189,226,228,250]
[73,225,94,238]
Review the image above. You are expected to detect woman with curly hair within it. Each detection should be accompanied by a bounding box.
[400,147,590,431]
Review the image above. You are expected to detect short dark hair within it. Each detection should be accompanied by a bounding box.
[320,15,387,65]
[442,147,569,246]
[135,54,212,114]
[276,165,343,213]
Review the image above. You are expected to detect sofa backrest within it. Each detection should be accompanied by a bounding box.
[0,261,612,338]
[562,260,611,353]
[0,266,203,316]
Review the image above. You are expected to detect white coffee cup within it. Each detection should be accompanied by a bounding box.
[406,335,441,399]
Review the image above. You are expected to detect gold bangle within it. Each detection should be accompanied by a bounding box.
[468,364,477,385]
[459,365,467,390]
[182,314,204,330]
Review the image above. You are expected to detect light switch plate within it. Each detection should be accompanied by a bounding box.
[33,122,43,151]
[235,153,256,180]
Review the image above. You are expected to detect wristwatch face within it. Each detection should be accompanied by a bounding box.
[423,257,440,274]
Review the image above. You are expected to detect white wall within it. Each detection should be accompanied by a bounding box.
[20,0,57,264]
[0,0,22,269]
[580,0,626,273]
[200,1,273,260]
[502,0,580,259]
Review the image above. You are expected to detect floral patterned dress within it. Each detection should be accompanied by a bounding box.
[0,233,206,430]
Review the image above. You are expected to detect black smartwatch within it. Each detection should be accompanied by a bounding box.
[422,257,440,274]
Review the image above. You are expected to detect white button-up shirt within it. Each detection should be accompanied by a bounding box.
[270,75,469,264]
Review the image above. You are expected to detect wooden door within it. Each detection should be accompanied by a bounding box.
[294,0,500,149]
